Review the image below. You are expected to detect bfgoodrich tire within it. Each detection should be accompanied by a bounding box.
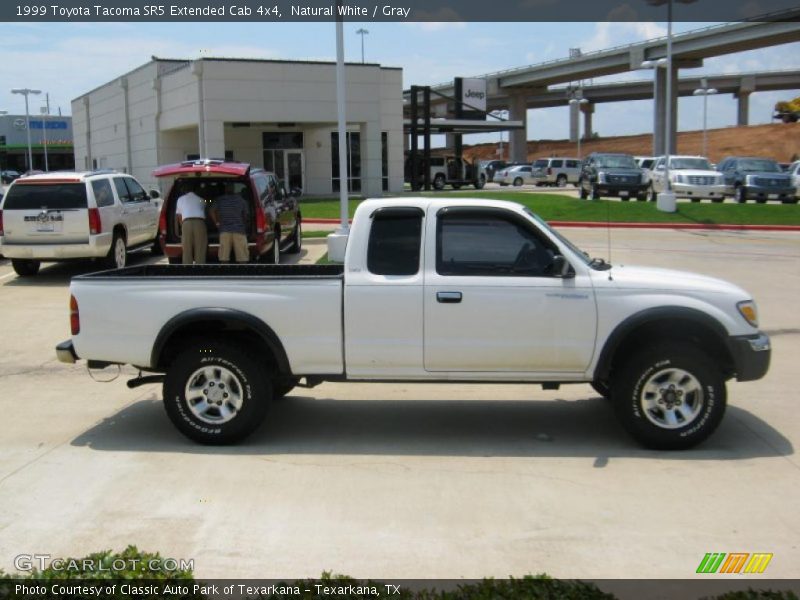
[163,342,271,444]
[611,343,726,450]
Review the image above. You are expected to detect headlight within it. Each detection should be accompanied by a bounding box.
[716,176,724,185]
[597,171,607,183]
[673,174,685,184]
[745,174,756,185]
[737,300,759,328]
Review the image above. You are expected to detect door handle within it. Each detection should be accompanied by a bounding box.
[437,291,462,304]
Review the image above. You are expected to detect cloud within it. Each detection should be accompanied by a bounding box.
[404,21,467,33]
[583,21,667,53]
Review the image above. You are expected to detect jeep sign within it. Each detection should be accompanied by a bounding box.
[460,78,487,113]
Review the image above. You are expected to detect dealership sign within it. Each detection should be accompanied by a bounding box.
[460,78,487,112]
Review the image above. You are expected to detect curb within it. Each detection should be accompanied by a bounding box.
[303,218,800,232]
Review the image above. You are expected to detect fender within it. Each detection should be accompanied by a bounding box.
[594,306,732,380]
[150,307,291,374]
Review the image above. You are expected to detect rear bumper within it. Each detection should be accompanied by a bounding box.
[0,233,112,260]
[727,332,771,382]
[56,340,79,364]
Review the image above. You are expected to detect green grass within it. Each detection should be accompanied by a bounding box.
[301,229,330,239]
[299,191,800,226]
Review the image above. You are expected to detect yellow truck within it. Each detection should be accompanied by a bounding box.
[774,97,800,123]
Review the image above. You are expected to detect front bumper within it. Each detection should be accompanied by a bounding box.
[727,332,771,382]
[0,233,112,260]
[671,183,726,200]
[56,340,79,364]
[597,183,648,197]
[743,185,796,201]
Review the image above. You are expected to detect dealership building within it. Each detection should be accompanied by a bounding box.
[0,114,74,173]
[71,57,404,195]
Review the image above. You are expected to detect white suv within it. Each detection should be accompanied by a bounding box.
[0,171,161,276]
[649,156,726,203]
[531,157,582,187]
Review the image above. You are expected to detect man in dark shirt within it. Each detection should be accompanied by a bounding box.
[211,182,250,263]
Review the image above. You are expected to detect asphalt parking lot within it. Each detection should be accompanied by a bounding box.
[0,228,798,581]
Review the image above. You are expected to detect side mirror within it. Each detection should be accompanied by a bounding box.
[149,189,160,199]
[552,255,574,278]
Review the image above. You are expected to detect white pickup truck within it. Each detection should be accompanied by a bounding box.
[57,198,770,449]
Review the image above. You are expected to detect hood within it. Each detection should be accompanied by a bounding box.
[597,167,641,175]
[604,264,748,297]
[672,169,720,178]
[743,171,791,181]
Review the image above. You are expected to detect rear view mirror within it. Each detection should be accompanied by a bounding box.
[552,255,574,278]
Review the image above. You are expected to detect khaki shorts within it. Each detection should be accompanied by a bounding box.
[181,219,207,265]
[219,232,249,263]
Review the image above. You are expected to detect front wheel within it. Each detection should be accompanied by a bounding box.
[734,185,747,203]
[11,259,41,277]
[611,343,726,450]
[163,342,271,444]
[105,233,127,270]
[475,175,486,190]
[433,174,446,191]
[286,220,302,254]
[556,175,567,188]
[590,183,600,200]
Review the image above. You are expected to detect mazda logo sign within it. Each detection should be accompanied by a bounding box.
[13,118,27,130]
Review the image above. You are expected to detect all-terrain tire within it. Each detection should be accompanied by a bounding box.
[11,259,41,277]
[163,342,271,444]
[611,342,726,450]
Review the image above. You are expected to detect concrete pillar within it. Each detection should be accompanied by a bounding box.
[569,101,580,143]
[508,94,528,164]
[203,120,225,160]
[736,92,751,127]
[360,120,383,197]
[652,66,678,155]
[445,133,457,152]
[581,103,594,140]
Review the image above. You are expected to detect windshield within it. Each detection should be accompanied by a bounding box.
[670,158,712,170]
[739,159,781,173]
[595,155,636,169]
[523,208,597,267]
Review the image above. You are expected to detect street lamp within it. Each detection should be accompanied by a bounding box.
[490,109,509,160]
[693,81,717,158]
[11,88,41,171]
[569,97,589,159]
[40,106,49,172]
[356,28,369,64]
[0,110,7,176]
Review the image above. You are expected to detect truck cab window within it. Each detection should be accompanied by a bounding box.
[367,211,423,276]
[437,211,555,277]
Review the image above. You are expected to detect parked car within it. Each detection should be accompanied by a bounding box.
[494,164,534,187]
[578,153,648,201]
[58,197,771,450]
[1,170,21,184]
[0,170,161,277]
[531,157,581,187]
[634,156,657,185]
[481,160,511,183]
[717,156,797,204]
[404,155,484,190]
[788,161,800,199]
[649,155,726,203]
[154,159,301,264]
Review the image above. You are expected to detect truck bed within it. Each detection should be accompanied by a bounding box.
[76,263,344,279]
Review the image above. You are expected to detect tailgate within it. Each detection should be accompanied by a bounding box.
[2,182,90,244]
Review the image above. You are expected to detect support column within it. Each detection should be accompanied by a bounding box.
[445,133,457,152]
[736,92,751,127]
[508,94,528,164]
[653,66,678,155]
[581,103,594,140]
[360,120,383,197]
[203,120,225,161]
[569,101,579,143]
[119,76,132,174]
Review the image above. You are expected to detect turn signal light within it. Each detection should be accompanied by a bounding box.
[70,295,80,335]
[737,301,758,328]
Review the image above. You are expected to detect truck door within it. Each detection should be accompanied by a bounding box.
[423,206,597,374]
[344,206,425,377]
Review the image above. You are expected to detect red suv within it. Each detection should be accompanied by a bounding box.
[154,159,302,264]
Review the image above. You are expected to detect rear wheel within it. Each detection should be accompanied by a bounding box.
[163,342,271,444]
[475,174,486,189]
[513,177,523,187]
[611,342,726,450]
[265,229,281,264]
[556,174,567,188]
[711,197,724,204]
[783,197,799,204]
[11,259,41,277]
[433,174,446,191]
[755,197,767,204]
[104,232,127,270]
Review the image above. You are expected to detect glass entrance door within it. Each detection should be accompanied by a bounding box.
[286,151,304,191]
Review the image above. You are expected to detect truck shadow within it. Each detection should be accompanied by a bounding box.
[2,251,162,288]
[71,394,793,460]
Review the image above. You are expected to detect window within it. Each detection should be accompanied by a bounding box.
[331,131,361,193]
[551,160,563,168]
[186,153,200,161]
[367,208,423,276]
[123,177,149,202]
[113,177,132,203]
[91,179,115,207]
[381,132,389,192]
[253,174,269,202]
[3,183,87,210]
[263,132,304,150]
[224,150,235,161]
[566,160,579,168]
[437,210,556,277]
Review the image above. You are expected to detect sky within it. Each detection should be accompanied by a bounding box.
[1,20,798,145]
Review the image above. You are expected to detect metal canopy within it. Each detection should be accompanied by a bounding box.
[403,118,524,134]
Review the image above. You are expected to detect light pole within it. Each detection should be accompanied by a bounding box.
[11,88,41,172]
[569,97,589,159]
[40,98,50,172]
[693,81,717,158]
[356,28,369,64]
[0,110,7,176]
[490,109,508,160]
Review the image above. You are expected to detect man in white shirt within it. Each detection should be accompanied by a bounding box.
[175,183,208,264]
